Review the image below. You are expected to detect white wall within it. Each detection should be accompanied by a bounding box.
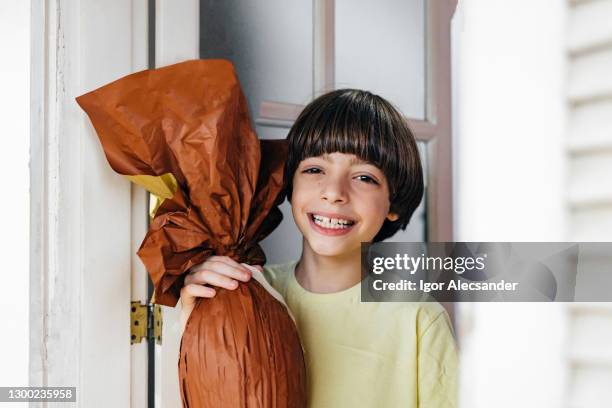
[453,1,569,407]
[453,0,567,242]
[0,0,30,397]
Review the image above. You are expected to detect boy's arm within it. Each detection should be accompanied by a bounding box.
[417,310,459,408]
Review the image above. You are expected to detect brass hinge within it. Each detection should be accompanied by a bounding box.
[131,301,163,345]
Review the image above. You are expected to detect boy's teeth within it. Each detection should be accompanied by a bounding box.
[312,214,354,229]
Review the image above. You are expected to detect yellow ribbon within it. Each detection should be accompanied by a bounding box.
[125,173,178,219]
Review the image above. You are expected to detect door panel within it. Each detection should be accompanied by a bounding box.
[200,0,314,118]
[335,0,426,119]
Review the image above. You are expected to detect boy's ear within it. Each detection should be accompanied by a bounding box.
[386,212,399,222]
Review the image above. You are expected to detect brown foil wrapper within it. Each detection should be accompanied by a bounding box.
[76,60,306,407]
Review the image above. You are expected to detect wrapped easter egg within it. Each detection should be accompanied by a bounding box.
[76,59,307,407]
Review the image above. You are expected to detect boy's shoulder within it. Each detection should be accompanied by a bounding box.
[413,301,449,321]
[262,259,299,298]
[263,259,299,278]
[413,302,452,334]
[411,302,455,343]
[382,301,452,337]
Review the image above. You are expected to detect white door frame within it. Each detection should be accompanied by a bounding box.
[30,0,148,406]
[423,0,457,241]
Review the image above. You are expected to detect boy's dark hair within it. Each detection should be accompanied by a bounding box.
[284,89,424,242]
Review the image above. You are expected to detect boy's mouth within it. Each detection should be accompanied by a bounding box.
[307,212,357,236]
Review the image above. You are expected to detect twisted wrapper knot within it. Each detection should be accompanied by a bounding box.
[214,243,266,265]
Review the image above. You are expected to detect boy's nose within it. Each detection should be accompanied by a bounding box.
[320,177,348,203]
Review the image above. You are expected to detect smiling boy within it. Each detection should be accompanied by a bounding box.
[180,89,458,407]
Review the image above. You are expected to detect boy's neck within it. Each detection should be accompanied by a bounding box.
[295,240,362,294]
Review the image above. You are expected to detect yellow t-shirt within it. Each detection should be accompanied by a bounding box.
[263,260,458,408]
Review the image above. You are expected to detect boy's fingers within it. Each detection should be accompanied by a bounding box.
[206,256,251,274]
[189,260,251,282]
[181,283,216,300]
[189,269,241,290]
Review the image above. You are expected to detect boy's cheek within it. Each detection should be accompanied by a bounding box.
[288,180,311,209]
[289,201,306,233]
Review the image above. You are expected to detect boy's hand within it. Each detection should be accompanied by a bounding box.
[179,255,262,332]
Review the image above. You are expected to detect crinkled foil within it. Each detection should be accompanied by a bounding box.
[76,59,306,407]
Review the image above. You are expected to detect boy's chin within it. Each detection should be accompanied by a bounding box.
[307,240,359,258]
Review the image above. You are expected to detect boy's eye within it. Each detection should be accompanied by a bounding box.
[302,167,322,174]
[355,175,379,185]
